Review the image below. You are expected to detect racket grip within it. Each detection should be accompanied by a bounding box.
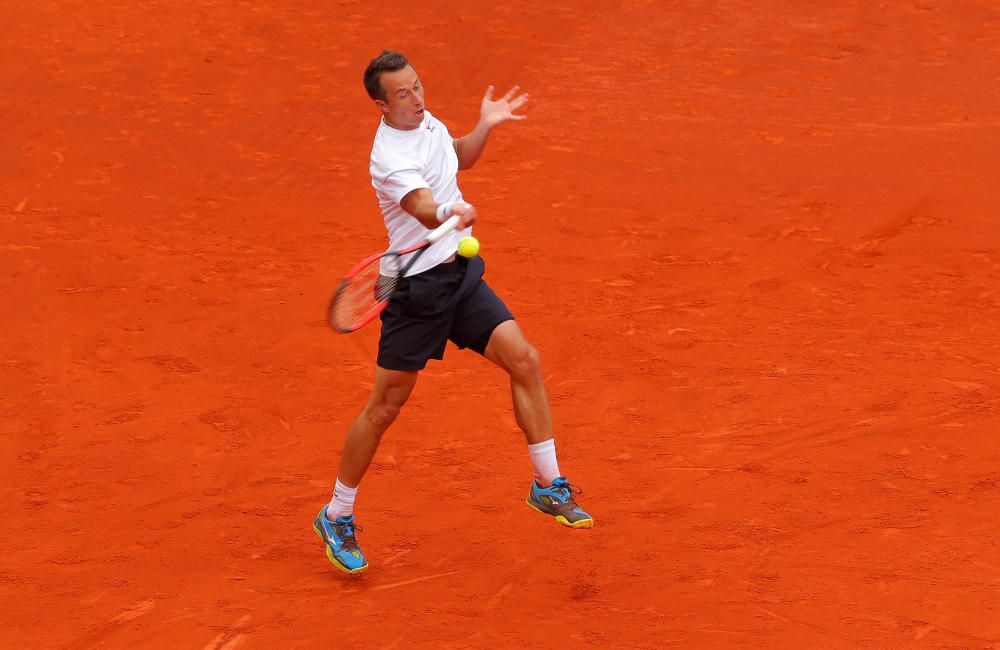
[426,215,460,244]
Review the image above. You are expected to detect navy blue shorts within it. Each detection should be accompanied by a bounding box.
[377,255,514,371]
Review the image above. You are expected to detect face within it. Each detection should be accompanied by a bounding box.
[375,65,425,130]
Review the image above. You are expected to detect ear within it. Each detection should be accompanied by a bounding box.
[374,99,389,114]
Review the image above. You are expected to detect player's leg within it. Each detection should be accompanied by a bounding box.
[482,320,551,445]
[445,260,550,445]
[446,264,594,530]
[314,366,419,575]
[316,260,457,573]
[337,366,419,488]
[481,321,593,528]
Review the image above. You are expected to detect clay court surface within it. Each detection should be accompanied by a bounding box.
[3,1,1000,647]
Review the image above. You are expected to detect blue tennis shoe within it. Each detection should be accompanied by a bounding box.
[526,476,594,528]
[313,507,369,574]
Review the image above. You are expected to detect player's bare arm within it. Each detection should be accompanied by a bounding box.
[453,85,529,170]
[400,188,477,229]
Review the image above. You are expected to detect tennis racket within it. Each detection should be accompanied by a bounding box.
[328,215,461,333]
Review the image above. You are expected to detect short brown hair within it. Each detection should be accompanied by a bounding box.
[363,50,410,101]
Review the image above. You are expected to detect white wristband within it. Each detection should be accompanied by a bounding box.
[435,202,457,223]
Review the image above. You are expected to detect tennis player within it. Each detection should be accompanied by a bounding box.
[314,50,592,574]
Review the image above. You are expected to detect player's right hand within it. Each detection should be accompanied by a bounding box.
[450,202,477,229]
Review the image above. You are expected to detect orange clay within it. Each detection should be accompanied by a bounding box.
[2,1,999,646]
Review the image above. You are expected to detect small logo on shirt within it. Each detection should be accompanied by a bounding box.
[425,122,435,132]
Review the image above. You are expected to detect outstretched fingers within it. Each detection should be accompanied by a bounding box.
[481,84,530,124]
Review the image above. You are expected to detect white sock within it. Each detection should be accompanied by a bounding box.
[528,438,561,487]
[327,478,357,520]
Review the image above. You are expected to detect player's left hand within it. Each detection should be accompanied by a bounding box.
[480,85,528,128]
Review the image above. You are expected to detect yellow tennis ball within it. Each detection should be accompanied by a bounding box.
[457,236,480,258]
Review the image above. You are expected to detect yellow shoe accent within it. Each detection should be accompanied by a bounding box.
[526,498,594,528]
[556,515,594,529]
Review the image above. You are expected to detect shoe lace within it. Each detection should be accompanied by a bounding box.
[335,521,362,552]
[552,481,583,505]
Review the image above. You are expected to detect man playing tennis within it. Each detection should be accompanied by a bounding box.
[314,50,592,574]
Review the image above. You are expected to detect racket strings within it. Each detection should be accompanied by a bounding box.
[329,258,400,331]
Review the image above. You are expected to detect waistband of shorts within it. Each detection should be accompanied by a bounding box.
[420,255,465,274]
[398,255,466,284]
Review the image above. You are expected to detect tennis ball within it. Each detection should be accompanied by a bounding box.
[457,236,480,258]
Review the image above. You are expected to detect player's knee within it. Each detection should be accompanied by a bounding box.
[369,387,412,429]
[364,372,416,431]
[366,402,401,431]
[508,343,542,380]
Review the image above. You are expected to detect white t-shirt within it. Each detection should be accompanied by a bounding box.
[369,110,472,276]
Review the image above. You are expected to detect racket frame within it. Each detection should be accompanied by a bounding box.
[329,215,461,333]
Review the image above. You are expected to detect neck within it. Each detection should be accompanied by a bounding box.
[384,114,419,131]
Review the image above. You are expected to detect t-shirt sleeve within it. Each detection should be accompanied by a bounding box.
[376,168,431,205]
[370,140,431,205]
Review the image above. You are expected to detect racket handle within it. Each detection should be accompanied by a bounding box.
[426,215,460,244]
